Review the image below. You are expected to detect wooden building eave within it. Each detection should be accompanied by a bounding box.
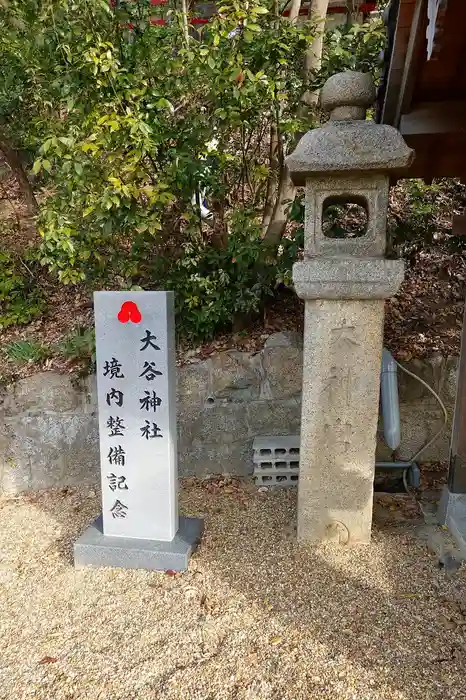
[378,0,466,181]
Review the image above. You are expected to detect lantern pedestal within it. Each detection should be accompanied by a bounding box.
[295,260,404,544]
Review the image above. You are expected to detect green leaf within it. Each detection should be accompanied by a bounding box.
[32,159,42,175]
[74,162,83,175]
[42,159,51,173]
[98,0,112,13]
[155,98,174,113]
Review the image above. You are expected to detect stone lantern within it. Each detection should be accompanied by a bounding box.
[286,71,414,545]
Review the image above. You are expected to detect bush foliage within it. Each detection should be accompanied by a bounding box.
[0,1,385,340]
[0,250,44,329]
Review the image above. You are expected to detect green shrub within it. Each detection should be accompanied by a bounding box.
[0,1,391,343]
[0,250,44,329]
[11,0,315,287]
[322,19,385,82]
[156,209,301,340]
[5,339,49,363]
[59,327,95,363]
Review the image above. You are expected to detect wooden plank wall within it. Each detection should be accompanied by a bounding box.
[381,0,417,125]
[415,0,466,102]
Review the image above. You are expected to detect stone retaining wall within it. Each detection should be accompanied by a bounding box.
[0,332,458,494]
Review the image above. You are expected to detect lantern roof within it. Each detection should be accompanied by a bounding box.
[286,72,414,186]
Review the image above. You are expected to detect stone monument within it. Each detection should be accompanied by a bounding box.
[74,291,203,570]
[286,72,414,544]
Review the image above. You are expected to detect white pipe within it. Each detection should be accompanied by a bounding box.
[381,347,401,450]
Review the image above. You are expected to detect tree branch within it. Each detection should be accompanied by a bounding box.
[261,123,279,235]
[302,0,329,108]
[288,0,302,23]
[180,0,189,44]
[0,133,38,216]
[261,0,329,248]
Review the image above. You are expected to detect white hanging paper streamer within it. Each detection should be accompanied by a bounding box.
[426,0,442,60]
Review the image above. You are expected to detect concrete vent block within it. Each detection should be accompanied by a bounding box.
[253,436,300,487]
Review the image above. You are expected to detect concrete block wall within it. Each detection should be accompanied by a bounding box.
[0,332,458,494]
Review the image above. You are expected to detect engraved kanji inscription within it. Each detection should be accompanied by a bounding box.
[323,419,354,452]
[340,369,353,406]
[322,367,353,407]
[108,445,126,466]
[140,420,163,439]
[139,390,162,412]
[106,388,124,407]
[107,473,129,492]
[322,367,338,403]
[331,319,359,349]
[139,361,162,381]
[140,330,160,352]
[343,422,353,453]
[110,499,128,519]
[103,357,125,379]
[107,416,126,437]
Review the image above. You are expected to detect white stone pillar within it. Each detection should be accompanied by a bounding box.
[296,287,400,544]
[74,291,203,571]
[286,72,414,544]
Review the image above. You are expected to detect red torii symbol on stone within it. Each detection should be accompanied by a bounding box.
[118,301,142,324]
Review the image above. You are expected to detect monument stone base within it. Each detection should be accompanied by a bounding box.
[438,488,466,557]
[74,515,204,572]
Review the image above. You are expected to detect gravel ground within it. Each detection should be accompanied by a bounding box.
[0,482,465,700]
